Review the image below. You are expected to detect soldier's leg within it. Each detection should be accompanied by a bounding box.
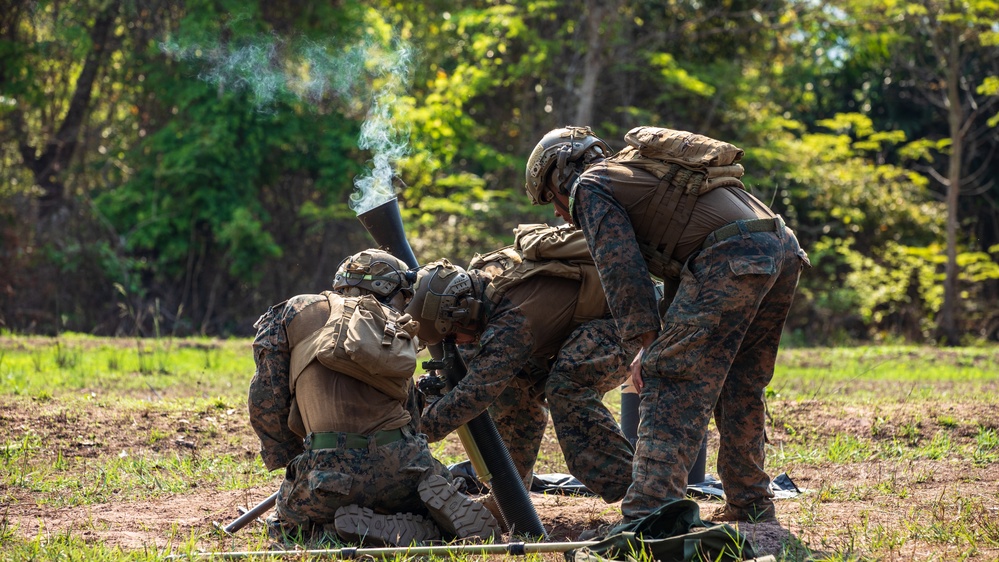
[275,433,430,532]
[327,431,498,544]
[714,234,804,519]
[381,430,501,541]
[270,451,347,541]
[622,233,781,520]
[621,341,726,521]
[546,318,635,503]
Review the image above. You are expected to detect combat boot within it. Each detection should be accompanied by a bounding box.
[709,502,777,523]
[418,474,502,541]
[333,505,441,546]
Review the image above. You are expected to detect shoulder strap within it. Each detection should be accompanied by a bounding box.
[289,293,351,393]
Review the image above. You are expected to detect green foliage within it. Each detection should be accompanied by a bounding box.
[2,0,997,342]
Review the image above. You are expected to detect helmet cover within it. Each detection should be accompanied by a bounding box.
[404,259,487,345]
[333,249,412,300]
[525,126,611,205]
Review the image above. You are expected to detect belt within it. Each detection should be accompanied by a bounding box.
[702,217,782,250]
[307,428,406,450]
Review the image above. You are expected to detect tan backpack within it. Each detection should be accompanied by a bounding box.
[469,224,608,324]
[290,292,420,401]
[607,126,748,279]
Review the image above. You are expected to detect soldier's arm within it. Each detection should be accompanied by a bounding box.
[420,308,534,442]
[573,177,660,343]
[248,303,305,471]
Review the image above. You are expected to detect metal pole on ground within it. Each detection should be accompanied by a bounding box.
[166,542,778,561]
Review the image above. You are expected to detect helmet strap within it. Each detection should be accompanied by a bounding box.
[554,145,574,194]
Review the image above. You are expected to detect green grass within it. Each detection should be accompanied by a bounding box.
[769,345,999,401]
[1,336,998,560]
[0,334,252,399]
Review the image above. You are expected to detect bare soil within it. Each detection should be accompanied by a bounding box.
[3,369,999,560]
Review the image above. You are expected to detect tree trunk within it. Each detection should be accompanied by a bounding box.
[16,0,120,219]
[936,43,963,346]
[573,0,617,125]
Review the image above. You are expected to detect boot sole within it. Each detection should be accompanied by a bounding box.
[333,505,440,546]
[418,475,501,540]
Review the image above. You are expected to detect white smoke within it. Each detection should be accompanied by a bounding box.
[350,39,412,214]
[159,29,412,215]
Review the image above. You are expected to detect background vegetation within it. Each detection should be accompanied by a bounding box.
[2,0,998,344]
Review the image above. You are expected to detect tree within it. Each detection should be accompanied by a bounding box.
[3,0,121,220]
[870,0,999,344]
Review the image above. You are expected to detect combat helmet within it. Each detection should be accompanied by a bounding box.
[333,249,413,302]
[525,126,611,205]
[404,260,489,345]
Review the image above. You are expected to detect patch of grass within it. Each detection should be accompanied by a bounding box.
[972,426,999,465]
[1,525,231,561]
[147,428,170,445]
[825,433,870,463]
[771,345,999,402]
[20,452,271,508]
[2,337,998,560]
[919,431,954,460]
[0,335,252,400]
[937,414,959,428]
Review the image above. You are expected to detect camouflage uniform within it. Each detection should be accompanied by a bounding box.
[570,162,809,521]
[421,277,638,503]
[249,294,456,538]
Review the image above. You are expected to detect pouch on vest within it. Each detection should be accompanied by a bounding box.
[478,224,608,324]
[301,293,419,401]
[624,126,744,170]
[515,223,593,263]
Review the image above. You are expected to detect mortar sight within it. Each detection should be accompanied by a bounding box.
[357,197,419,269]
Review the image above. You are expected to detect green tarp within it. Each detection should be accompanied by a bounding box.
[566,499,757,562]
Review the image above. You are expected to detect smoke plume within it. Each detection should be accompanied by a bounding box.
[160,28,412,215]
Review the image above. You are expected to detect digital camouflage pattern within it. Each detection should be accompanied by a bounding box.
[249,294,458,540]
[249,295,322,471]
[422,278,638,503]
[544,317,638,502]
[269,430,454,537]
[572,162,808,521]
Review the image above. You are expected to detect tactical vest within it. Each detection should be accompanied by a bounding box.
[289,291,419,401]
[584,126,747,280]
[468,223,608,324]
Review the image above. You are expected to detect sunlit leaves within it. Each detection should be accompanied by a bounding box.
[648,53,716,98]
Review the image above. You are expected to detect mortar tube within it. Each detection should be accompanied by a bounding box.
[441,339,547,539]
[356,197,419,270]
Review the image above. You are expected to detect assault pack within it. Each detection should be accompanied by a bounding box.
[605,126,748,280]
[468,223,608,324]
[290,292,420,401]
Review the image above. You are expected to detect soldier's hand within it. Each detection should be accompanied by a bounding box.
[629,330,656,392]
[630,348,645,391]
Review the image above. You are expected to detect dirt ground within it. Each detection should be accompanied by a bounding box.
[4,388,999,560]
